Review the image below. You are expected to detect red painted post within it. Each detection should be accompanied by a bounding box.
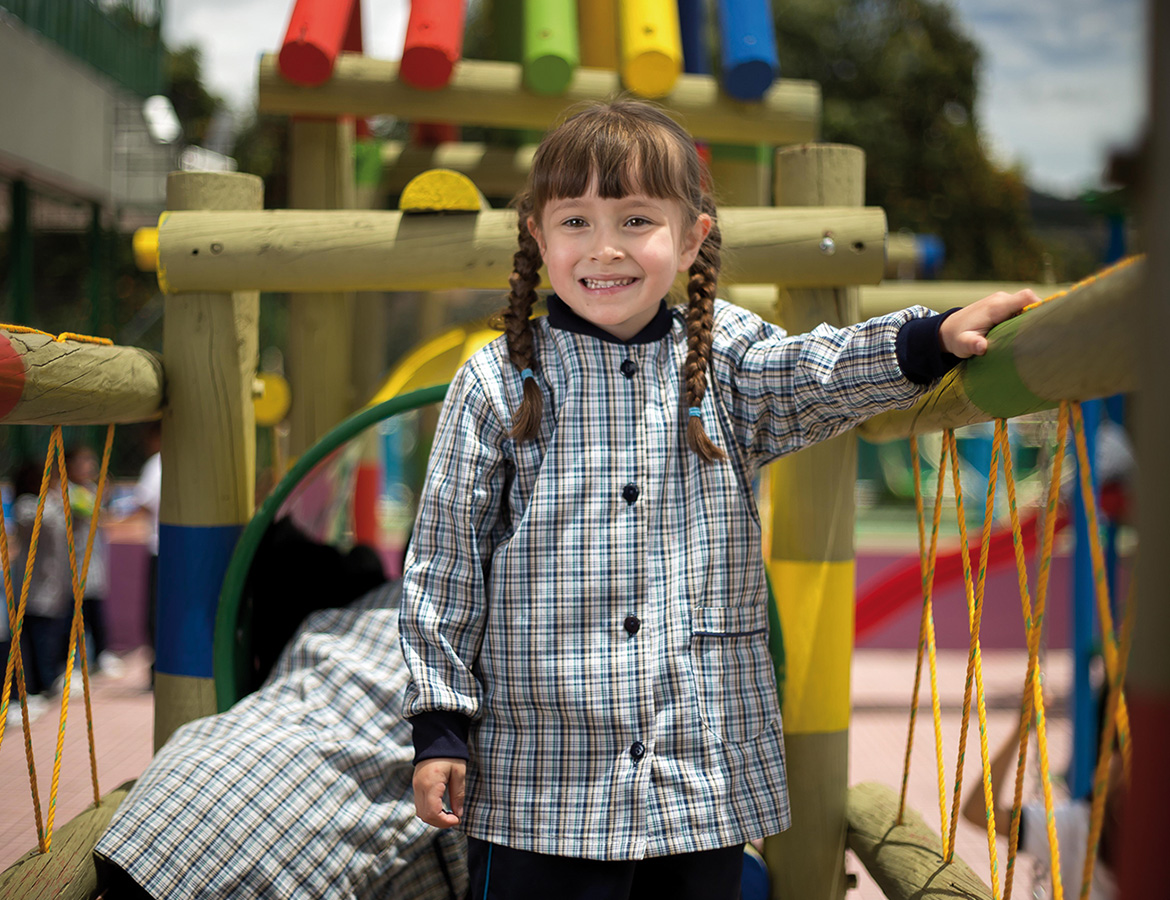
[401,0,466,89]
[278,0,363,87]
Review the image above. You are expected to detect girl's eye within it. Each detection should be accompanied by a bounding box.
[625,216,652,227]
[562,217,587,228]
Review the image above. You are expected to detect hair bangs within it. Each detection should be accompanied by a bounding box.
[528,103,701,220]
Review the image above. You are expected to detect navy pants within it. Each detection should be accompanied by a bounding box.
[466,837,744,900]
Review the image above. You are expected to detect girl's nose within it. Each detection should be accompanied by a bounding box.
[589,234,624,262]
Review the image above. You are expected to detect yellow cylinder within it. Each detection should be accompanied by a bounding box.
[617,0,682,98]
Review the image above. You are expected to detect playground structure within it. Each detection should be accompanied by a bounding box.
[1,0,1167,898]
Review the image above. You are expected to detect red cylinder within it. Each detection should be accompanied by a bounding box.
[279,0,361,87]
[400,0,466,90]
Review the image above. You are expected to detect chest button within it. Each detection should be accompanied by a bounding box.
[621,483,639,504]
[623,615,641,635]
[629,741,646,761]
[620,358,637,378]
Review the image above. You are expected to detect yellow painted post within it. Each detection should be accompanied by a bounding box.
[287,119,356,458]
[617,0,683,97]
[155,171,263,751]
[763,144,866,900]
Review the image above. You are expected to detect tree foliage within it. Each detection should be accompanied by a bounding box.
[167,45,221,146]
[775,0,1046,280]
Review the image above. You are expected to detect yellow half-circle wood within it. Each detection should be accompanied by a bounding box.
[399,169,490,212]
[368,322,499,404]
[133,226,159,273]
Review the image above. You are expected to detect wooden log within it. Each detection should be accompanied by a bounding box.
[400,0,464,89]
[278,0,362,86]
[716,0,779,100]
[763,143,864,900]
[155,171,262,752]
[618,0,683,98]
[0,780,135,900]
[846,782,993,900]
[155,206,885,293]
[523,0,579,95]
[0,330,162,425]
[577,0,618,69]
[378,140,536,199]
[256,53,821,146]
[858,257,1142,442]
[724,281,1071,321]
[287,118,356,460]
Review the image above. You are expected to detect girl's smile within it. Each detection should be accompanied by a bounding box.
[529,184,711,342]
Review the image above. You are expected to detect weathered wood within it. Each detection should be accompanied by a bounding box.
[858,258,1142,442]
[0,780,134,900]
[378,140,536,200]
[763,143,863,900]
[725,281,1071,321]
[0,330,162,425]
[155,207,886,293]
[846,782,993,900]
[156,171,261,751]
[287,118,356,460]
[257,53,821,146]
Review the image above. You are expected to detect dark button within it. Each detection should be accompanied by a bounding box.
[620,358,638,378]
[623,615,641,635]
[629,741,646,761]
[621,483,639,504]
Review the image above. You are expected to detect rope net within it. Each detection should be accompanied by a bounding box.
[898,400,1134,900]
[0,326,115,855]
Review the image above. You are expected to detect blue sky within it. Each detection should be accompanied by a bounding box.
[162,0,1146,198]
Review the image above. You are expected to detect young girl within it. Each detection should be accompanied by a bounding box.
[400,99,1035,899]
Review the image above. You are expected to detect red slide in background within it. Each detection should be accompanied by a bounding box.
[854,507,1071,643]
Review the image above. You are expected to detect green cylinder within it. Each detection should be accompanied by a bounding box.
[523,0,579,96]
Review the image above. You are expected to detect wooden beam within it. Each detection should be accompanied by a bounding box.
[846,782,993,900]
[257,53,821,146]
[858,257,1142,442]
[0,330,162,425]
[0,781,134,900]
[724,281,1072,321]
[154,206,886,293]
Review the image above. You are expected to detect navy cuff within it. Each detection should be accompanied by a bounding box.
[410,711,471,765]
[896,308,963,385]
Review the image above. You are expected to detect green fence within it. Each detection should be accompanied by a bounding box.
[2,0,165,97]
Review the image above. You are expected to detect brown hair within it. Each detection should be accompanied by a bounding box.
[497,99,726,462]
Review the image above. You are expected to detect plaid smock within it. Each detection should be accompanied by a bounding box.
[400,296,939,861]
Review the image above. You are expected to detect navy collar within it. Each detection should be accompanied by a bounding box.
[546,294,673,345]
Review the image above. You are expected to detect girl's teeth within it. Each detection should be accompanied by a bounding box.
[584,278,634,289]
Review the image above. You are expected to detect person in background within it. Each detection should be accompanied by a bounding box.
[64,443,120,678]
[132,422,161,685]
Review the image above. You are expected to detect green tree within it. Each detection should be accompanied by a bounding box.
[167,45,222,146]
[775,0,1045,280]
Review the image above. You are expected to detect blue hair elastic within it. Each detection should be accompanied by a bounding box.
[688,407,702,418]
[521,367,535,382]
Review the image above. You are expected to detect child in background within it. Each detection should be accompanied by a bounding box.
[400,99,1037,899]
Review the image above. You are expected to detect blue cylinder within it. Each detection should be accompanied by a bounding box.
[677,0,710,74]
[716,0,779,100]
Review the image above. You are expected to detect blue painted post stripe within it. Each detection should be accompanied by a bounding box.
[157,523,244,678]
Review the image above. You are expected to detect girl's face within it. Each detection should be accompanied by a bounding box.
[529,180,711,342]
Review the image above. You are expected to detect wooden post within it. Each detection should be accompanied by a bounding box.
[155,171,262,751]
[1123,2,1170,896]
[287,119,356,458]
[763,144,865,900]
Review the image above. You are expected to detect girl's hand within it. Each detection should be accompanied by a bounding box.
[939,289,1040,359]
[413,757,466,828]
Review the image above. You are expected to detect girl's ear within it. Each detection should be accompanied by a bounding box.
[527,216,546,258]
[677,213,713,272]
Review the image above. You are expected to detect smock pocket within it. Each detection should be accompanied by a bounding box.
[690,605,780,745]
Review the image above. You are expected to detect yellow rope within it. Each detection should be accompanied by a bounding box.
[1022,255,1144,312]
[898,434,954,858]
[0,326,116,853]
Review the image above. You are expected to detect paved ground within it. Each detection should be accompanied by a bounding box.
[1,644,1075,897]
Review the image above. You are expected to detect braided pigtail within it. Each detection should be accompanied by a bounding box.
[684,198,726,463]
[503,203,545,441]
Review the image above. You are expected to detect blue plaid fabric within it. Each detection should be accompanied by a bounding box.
[96,583,466,900]
[400,298,935,860]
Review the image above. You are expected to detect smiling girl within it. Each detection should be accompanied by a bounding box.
[399,99,1035,899]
